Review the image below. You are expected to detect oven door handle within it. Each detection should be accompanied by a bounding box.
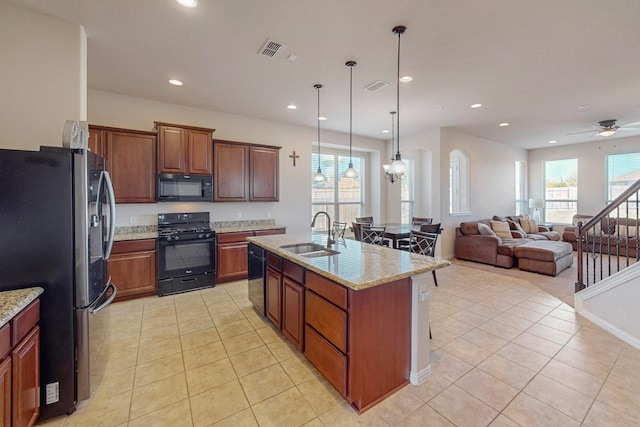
[90,279,118,314]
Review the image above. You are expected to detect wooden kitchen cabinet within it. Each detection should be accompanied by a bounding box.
[216,232,253,283]
[0,299,41,427]
[155,122,214,175]
[265,266,282,329]
[88,125,157,203]
[108,239,157,301]
[282,273,304,351]
[217,228,285,283]
[213,140,280,202]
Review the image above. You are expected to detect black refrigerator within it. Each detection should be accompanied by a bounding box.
[0,146,117,420]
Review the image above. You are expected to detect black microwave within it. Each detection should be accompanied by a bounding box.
[157,174,213,202]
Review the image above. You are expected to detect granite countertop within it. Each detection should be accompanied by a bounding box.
[114,231,158,241]
[0,287,44,328]
[247,232,450,291]
[114,223,286,241]
[213,224,286,234]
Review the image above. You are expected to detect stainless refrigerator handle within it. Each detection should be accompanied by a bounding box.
[90,280,117,314]
[103,171,117,260]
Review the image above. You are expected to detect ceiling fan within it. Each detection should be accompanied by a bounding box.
[568,119,640,137]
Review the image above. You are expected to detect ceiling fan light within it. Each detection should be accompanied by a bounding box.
[599,129,616,137]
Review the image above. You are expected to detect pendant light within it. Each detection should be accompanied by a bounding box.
[343,61,358,178]
[389,25,407,175]
[313,84,327,183]
[383,111,401,183]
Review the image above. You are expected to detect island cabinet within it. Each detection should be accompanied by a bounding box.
[155,122,215,175]
[304,271,412,413]
[0,299,40,427]
[108,239,157,301]
[216,228,285,284]
[265,254,305,351]
[89,125,157,203]
[213,140,280,202]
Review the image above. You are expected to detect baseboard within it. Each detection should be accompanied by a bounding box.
[410,364,432,385]
[576,309,640,351]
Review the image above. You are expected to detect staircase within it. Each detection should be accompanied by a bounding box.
[575,179,640,291]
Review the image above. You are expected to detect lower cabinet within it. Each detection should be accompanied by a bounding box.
[265,266,282,329]
[282,277,304,350]
[0,300,40,427]
[216,228,285,284]
[108,240,157,301]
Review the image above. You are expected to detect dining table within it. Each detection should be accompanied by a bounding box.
[374,223,419,249]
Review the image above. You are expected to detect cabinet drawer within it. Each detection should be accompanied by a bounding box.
[306,290,347,353]
[254,228,286,236]
[0,324,9,360]
[283,259,304,283]
[304,325,347,398]
[217,232,253,244]
[267,252,282,271]
[10,300,39,347]
[112,239,156,254]
[305,271,347,310]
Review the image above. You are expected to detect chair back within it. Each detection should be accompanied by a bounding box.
[355,216,374,225]
[412,217,433,225]
[351,222,368,241]
[361,226,386,245]
[419,223,442,233]
[332,221,347,241]
[408,230,439,256]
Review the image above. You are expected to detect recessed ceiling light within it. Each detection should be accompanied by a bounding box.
[470,103,482,109]
[176,0,197,7]
[499,122,510,127]
[286,104,297,110]
[548,140,557,144]
[382,129,390,134]
[399,76,413,83]
[168,79,183,86]
[318,116,327,121]
[578,104,590,110]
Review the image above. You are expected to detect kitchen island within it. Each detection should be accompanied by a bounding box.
[247,232,449,413]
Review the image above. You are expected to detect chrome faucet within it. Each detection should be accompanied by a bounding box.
[311,211,335,248]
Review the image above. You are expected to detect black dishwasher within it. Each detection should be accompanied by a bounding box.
[247,243,266,316]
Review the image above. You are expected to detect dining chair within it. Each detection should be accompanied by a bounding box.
[361,226,390,246]
[398,222,442,249]
[332,221,347,241]
[407,229,440,286]
[355,216,374,225]
[351,222,368,241]
[412,217,433,225]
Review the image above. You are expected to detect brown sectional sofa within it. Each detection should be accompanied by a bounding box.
[455,217,561,269]
[562,215,639,257]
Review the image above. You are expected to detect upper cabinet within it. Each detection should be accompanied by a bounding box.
[155,122,215,175]
[214,140,280,202]
[90,125,157,203]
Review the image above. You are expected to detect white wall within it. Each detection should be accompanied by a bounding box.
[0,3,86,150]
[528,135,640,219]
[89,90,385,232]
[439,129,528,258]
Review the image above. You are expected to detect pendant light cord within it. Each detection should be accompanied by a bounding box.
[396,29,401,157]
[349,63,353,160]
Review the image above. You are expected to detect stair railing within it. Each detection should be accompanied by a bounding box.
[576,179,640,292]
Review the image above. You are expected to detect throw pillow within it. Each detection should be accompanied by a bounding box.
[617,224,638,238]
[490,220,513,238]
[478,223,503,244]
[519,218,538,234]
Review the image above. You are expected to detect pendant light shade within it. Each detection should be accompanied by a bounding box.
[390,25,406,175]
[343,60,358,178]
[313,84,327,183]
[383,111,403,183]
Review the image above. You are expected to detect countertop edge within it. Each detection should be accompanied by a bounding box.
[0,287,44,328]
[114,224,287,241]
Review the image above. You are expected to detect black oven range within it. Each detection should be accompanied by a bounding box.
[157,212,216,296]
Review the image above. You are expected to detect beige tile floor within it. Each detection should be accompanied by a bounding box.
[37,262,640,426]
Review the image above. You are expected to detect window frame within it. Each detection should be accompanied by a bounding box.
[544,158,578,223]
[400,158,414,224]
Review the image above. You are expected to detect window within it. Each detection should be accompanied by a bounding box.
[544,158,577,223]
[449,149,470,214]
[515,160,527,215]
[311,151,364,230]
[400,158,414,223]
[607,152,640,218]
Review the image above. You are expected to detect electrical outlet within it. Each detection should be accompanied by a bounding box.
[129,216,137,225]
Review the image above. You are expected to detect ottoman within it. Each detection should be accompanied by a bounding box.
[514,241,573,276]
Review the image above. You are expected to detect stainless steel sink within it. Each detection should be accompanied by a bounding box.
[280,243,340,257]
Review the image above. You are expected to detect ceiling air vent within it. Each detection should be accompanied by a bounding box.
[363,80,389,92]
[258,39,286,58]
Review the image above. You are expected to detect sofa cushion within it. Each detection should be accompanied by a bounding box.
[491,220,513,238]
[478,223,502,244]
[497,239,525,256]
[519,218,538,234]
[460,222,479,235]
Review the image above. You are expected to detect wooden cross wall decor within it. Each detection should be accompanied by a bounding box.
[289,151,300,166]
